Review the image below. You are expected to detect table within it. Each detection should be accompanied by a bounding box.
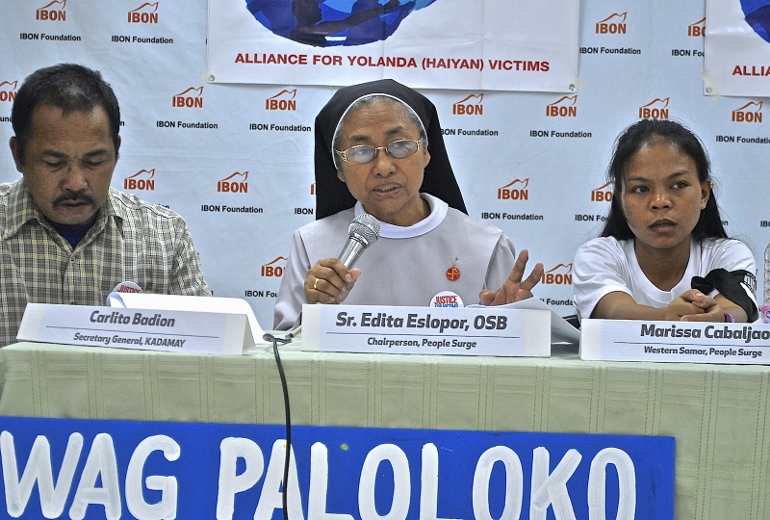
[0,340,768,519]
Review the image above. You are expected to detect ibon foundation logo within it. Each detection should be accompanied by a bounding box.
[172,87,203,108]
[123,169,155,191]
[591,181,613,202]
[497,179,529,201]
[261,256,286,278]
[36,0,66,21]
[732,101,763,123]
[128,2,159,24]
[266,89,297,111]
[546,95,578,118]
[0,81,18,103]
[217,172,248,193]
[452,94,483,116]
[638,98,669,119]
[688,17,705,37]
[595,12,627,34]
[541,263,573,286]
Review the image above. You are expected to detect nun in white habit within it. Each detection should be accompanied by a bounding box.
[273,79,543,330]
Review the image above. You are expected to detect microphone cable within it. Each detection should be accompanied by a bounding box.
[262,325,300,520]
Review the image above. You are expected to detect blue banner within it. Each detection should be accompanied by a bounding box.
[0,417,674,519]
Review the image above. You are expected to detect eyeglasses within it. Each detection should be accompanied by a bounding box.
[335,139,421,165]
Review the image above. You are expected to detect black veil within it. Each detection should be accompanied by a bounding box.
[314,79,467,219]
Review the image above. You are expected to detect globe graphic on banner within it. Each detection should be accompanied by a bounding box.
[740,0,770,43]
[245,0,437,47]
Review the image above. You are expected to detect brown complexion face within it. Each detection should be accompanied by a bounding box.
[335,98,431,226]
[620,140,710,262]
[10,105,118,226]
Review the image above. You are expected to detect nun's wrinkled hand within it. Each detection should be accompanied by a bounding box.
[478,249,544,306]
[305,258,361,304]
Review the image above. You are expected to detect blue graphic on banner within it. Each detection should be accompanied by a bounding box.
[0,416,674,519]
[741,0,770,42]
[245,0,437,47]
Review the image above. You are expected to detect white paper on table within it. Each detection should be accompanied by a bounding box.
[468,298,580,345]
[108,292,268,345]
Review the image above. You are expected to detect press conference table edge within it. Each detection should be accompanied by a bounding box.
[1,339,769,520]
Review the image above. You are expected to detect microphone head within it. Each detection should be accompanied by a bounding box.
[348,213,380,247]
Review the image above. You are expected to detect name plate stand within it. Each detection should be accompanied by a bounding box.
[580,318,770,364]
[301,304,551,357]
[17,303,253,355]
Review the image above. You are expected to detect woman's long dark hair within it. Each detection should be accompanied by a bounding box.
[600,118,727,241]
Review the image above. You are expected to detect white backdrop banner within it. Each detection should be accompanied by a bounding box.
[705,0,770,96]
[206,0,580,92]
[2,0,770,332]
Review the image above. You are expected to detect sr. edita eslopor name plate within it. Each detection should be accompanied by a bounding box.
[301,304,551,357]
[16,303,252,355]
[580,319,770,364]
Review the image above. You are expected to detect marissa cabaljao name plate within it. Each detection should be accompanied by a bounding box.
[580,318,770,364]
[301,304,551,356]
[16,303,252,355]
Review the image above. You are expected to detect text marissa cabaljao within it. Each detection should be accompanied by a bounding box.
[640,323,770,344]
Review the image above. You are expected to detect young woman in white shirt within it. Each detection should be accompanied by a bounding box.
[573,119,757,323]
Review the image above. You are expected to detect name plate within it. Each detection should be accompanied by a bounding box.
[580,319,770,364]
[16,303,252,355]
[301,304,551,356]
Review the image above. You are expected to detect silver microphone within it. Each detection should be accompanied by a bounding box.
[338,214,380,268]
